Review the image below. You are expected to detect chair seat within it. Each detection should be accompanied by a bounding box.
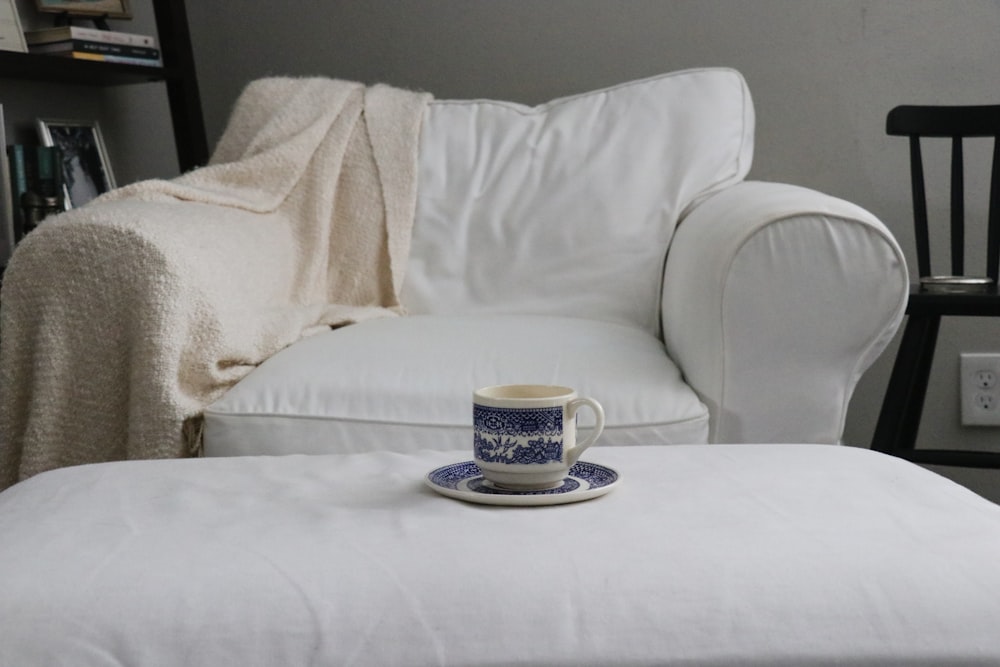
[203,314,710,456]
[905,282,1000,316]
[873,283,1000,465]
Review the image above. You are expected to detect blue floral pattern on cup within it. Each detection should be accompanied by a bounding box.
[475,405,561,436]
[474,405,564,464]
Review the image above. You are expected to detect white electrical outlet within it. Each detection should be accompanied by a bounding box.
[960,353,1000,426]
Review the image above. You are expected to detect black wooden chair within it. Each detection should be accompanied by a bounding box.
[872,105,1000,467]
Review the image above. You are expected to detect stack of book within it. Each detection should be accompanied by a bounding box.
[7,145,65,240]
[24,25,161,67]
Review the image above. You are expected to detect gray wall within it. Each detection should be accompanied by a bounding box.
[11,1,1000,497]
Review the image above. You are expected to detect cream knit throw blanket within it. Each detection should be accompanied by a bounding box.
[0,78,431,489]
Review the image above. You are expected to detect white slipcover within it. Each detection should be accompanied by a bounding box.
[3,445,1000,666]
[203,68,907,457]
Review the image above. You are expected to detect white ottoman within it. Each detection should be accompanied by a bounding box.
[2,445,1000,666]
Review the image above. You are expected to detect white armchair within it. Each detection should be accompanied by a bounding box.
[0,68,908,486]
[201,68,907,456]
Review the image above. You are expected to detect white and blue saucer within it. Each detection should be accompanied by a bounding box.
[425,460,620,506]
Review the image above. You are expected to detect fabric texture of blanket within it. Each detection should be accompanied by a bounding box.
[0,78,431,489]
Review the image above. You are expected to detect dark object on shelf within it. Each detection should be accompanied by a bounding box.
[53,12,113,31]
[0,0,207,172]
[35,0,131,21]
[8,145,63,240]
[919,275,995,293]
[20,191,62,234]
[872,104,1000,468]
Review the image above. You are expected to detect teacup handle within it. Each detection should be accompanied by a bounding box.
[566,397,605,464]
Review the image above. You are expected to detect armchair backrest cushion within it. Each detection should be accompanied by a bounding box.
[401,67,755,335]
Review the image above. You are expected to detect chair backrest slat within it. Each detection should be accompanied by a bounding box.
[988,139,1000,282]
[951,137,964,276]
[887,105,1000,280]
[909,136,932,277]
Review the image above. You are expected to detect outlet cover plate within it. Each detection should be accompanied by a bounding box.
[960,353,1000,426]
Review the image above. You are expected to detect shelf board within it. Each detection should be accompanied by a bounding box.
[0,50,175,86]
[907,283,1000,317]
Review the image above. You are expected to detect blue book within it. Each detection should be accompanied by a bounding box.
[7,145,27,241]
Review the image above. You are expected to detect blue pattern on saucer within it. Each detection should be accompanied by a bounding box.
[427,461,617,496]
[467,476,581,495]
[432,461,482,490]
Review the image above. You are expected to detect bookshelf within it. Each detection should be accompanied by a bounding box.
[0,0,208,172]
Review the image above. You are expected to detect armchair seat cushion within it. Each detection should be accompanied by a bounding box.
[203,315,709,457]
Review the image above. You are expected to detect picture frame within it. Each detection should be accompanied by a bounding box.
[37,118,116,209]
[0,105,14,266]
[34,0,131,19]
[0,0,28,53]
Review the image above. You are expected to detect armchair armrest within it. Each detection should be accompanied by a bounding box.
[0,199,331,488]
[662,180,908,444]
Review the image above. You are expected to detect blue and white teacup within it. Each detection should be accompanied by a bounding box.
[473,384,605,490]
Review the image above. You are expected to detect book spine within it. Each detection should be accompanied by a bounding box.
[34,146,62,199]
[68,26,156,47]
[25,26,156,48]
[7,145,26,240]
[63,51,163,67]
[31,39,160,59]
[0,105,12,267]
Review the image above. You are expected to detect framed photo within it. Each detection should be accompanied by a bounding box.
[34,0,131,19]
[0,0,27,53]
[37,118,116,209]
[0,105,14,266]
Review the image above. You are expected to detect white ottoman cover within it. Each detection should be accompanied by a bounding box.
[3,445,1000,665]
